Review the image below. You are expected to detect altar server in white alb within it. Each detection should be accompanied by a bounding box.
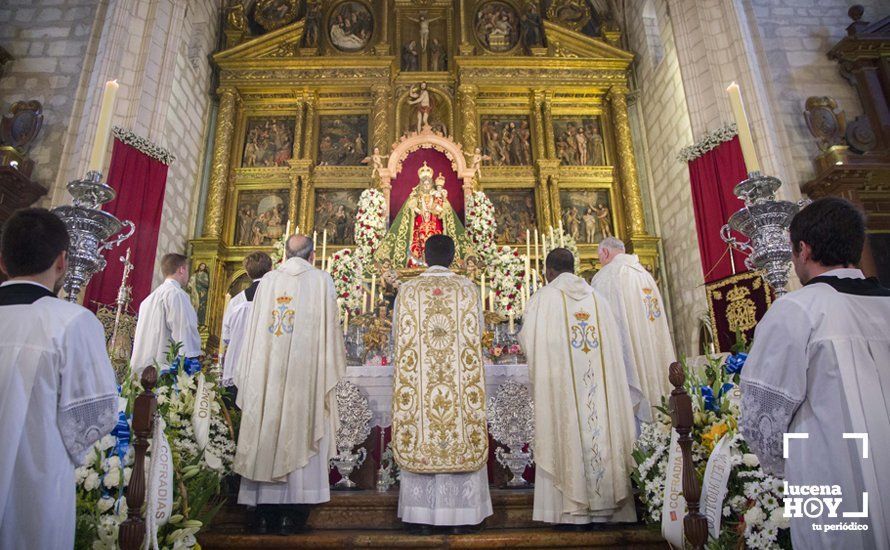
[221,251,272,388]
[0,209,118,549]
[234,235,345,535]
[391,235,492,535]
[741,198,890,550]
[130,253,202,375]
[520,248,638,527]
[591,237,673,413]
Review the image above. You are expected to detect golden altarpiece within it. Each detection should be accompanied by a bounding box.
[190,0,660,343]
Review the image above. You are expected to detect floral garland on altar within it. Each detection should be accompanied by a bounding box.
[632,344,791,549]
[75,345,236,550]
[330,248,365,314]
[354,189,387,261]
[677,123,739,163]
[112,126,176,165]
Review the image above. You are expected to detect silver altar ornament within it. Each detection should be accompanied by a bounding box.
[720,172,807,297]
[487,381,535,488]
[331,380,373,489]
[52,171,135,302]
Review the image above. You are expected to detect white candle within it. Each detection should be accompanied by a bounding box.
[370,274,376,308]
[534,228,540,276]
[285,221,291,238]
[321,229,328,271]
[508,311,515,333]
[726,82,761,173]
[558,220,565,247]
[526,229,531,261]
[362,283,368,314]
[88,79,120,173]
[344,307,350,335]
[480,273,486,308]
[489,289,495,312]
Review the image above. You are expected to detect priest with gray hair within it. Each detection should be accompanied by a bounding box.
[234,235,345,535]
[591,236,675,412]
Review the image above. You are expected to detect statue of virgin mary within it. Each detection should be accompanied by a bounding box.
[375,162,474,268]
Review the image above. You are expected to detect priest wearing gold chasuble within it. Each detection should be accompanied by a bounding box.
[520,249,638,526]
[391,234,492,534]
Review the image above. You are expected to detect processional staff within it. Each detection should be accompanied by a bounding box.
[108,247,134,361]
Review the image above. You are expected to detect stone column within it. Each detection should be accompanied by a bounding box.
[371,84,390,153]
[458,83,478,154]
[542,92,556,159]
[608,85,646,237]
[202,86,239,238]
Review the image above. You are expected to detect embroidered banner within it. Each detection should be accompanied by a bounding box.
[701,434,735,538]
[661,429,686,548]
[145,418,173,550]
[706,271,773,352]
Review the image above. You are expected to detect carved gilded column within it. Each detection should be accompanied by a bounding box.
[548,174,560,228]
[371,84,390,153]
[458,83,478,154]
[302,93,317,161]
[531,91,546,161]
[202,86,239,238]
[542,92,556,159]
[292,99,305,160]
[608,85,646,237]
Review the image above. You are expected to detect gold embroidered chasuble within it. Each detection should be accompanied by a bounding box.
[519,273,637,517]
[391,266,488,473]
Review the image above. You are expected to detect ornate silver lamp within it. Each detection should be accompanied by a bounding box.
[52,171,134,302]
[331,380,373,489]
[487,381,535,488]
[720,172,806,297]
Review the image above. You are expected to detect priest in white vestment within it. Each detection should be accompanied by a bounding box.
[0,209,118,549]
[221,251,272,388]
[130,253,202,375]
[391,235,492,535]
[520,248,638,527]
[234,235,345,535]
[591,237,673,415]
[741,198,890,549]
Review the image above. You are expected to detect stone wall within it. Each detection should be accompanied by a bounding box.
[622,0,706,355]
[0,0,100,192]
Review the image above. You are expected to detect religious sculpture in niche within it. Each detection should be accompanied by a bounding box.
[475,1,521,53]
[328,0,373,52]
[375,162,473,268]
[520,2,544,51]
[553,117,606,166]
[317,115,368,166]
[559,189,613,244]
[234,189,289,246]
[241,116,295,167]
[187,262,210,325]
[488,189,537,243]
[253,0,300,31]
[302,1,322,48]
[480,115,533,166]
[313,189,362,245]
[401,82,449,137]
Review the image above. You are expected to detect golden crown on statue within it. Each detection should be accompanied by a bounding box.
[417,161,434,181]
[435,173,446,186]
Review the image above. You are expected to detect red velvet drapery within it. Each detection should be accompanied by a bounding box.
[687,137,750,283]
[83,138,170,311]
[389,148,465,223]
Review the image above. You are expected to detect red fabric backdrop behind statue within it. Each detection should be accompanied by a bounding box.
[389,148,465,223]
[83,138,170,312]
[687,136,749,283]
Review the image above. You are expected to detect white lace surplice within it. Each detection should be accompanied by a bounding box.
[0,287,117,549]
[741,270,890,550]
[398,469,493,526]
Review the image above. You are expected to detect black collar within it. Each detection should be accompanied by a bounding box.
[0,283,56,305]
[804,275,890,297]
[244,280,261,302]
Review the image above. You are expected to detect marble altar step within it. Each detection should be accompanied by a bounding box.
[198,526,666,549]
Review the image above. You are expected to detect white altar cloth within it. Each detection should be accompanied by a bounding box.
[344,363,530,427]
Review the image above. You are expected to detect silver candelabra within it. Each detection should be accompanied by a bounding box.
[720,172,806,296]
[52,171,135,302]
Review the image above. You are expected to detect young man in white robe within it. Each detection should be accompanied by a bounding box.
[391,234,492,535]
[741,198,890,549]
[591,236,674,415]
[130,253,202,376]
[220,251,272,390]
[234,235,345,535]
[520,248,639,528]
[0,209,118,549]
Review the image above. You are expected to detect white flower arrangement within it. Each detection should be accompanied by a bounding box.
[542,228,580,272]
[677,122,739,163]
[354,189,388,262]
[329,248,365,314]
[632,355,791,549]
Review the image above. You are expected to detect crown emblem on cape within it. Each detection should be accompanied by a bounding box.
[276,294,293,304]
[417,161,433,180]
[573,310,591,322]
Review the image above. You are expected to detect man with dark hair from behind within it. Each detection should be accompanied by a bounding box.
[741,197,890,549]
[130,252,203,376]
[391,234,493,534]
[519,248,639,528]
[0,208,117,549]
[221,251,273,389]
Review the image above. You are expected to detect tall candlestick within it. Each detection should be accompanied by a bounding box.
[526,229,531,261]
[370,274,376,308]
[534,228,540,276]
[344,307,350,335]
[362,282,368,314]
[321,229,328,271]
[558,220,565,247]
[88,80,119,173]
[508,311,515,333]
[726,82,761,173]
[489,289,495,312]
[480,273,486,308]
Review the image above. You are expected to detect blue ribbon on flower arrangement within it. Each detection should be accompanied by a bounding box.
[700,383,736,412]
[724,352,748,375]
[110,411,131,461]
